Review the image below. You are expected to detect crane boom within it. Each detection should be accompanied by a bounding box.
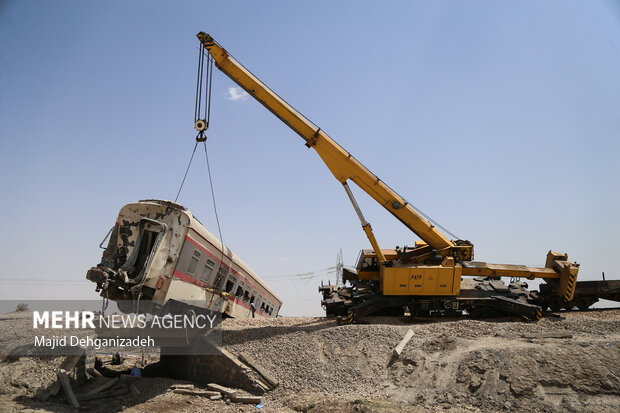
[197,32,456,254]
[196,32,579,321]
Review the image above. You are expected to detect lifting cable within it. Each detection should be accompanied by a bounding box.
[175,44,225,276]
[263,266,339,281]
[408,201,461,241]
[174,142,198,203]
[175,43,213,202]
[201,140,224,263]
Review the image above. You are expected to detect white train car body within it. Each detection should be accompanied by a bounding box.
[87,200,282,318]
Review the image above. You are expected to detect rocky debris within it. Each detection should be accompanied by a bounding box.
[167,382,263,406]
[0,310,618,412]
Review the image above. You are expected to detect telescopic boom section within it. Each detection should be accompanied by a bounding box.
[197,32,455,252]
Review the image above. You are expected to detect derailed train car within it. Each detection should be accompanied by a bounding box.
[86,199,282,318]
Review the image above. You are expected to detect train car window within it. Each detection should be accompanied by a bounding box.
[225,278,235,293]
[250,295,255,304]
[200,259,215,283]
[235,286,243,297]
[243,290,249,301]
[217,267,227,281]
[269,308,273,315]
[265,305,270,314]
[260,303,265,311]
[215,267,228,288]
[187,255,199,275]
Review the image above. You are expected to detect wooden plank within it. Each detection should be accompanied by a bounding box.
[207,383,237,397]
[254,378,271,393]
[173,389,220,397]
[57,369,80,408]
[392,329,414,358]
[231,395,263,404]
[523,332,573,339]
[77,387,128,402]
[86,367,103,378]
[238,352,279,389]
[170,383,194,390]
[79,377,119,398]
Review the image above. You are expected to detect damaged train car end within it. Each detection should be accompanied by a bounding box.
[86,199,282,319]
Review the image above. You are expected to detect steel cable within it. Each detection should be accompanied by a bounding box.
[202,142,225,266]
[174,141,199,202]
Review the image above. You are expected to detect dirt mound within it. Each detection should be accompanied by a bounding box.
[223,311,620,412]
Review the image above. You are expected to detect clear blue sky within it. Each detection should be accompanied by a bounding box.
[1,1,619,316]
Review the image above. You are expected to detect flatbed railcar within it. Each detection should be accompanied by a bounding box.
[86,199,282,318]
[539,279,620,311]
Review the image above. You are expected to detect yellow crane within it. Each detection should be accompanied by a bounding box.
[197,32,579,321]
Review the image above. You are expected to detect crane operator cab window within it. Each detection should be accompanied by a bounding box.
[356,251,379,272]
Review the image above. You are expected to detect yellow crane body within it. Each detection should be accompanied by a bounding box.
[382,261,463,296]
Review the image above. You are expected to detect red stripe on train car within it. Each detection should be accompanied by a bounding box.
[172,269,271,318]
[184,234,280,305]
[229,295,270,318]
[173,269,207,288]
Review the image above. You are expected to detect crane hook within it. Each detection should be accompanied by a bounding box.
[196,130,207,142]
[195,119,208,142]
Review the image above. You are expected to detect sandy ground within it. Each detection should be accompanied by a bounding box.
[0,310,619,412]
